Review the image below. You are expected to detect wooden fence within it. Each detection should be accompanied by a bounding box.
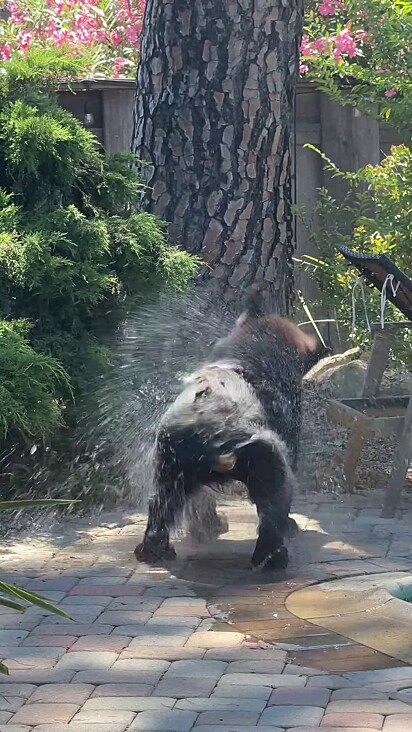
[57,79,402,335]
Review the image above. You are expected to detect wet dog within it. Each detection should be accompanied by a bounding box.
[135,296,325,570]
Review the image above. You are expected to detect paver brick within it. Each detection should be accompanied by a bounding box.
[82,697,175,711]
[128,709,197,730]
[331,689,387,701]
[0,615,41,630]
[120,645,205,660]
[194,728,281,732]
[0,670,75,684]
[55,651,118,670]
[164,660,226,678]
[293,728,382,732]
[31,624,114,636]
[116,627,190,645]
[259,704,324,726]
[321,713,384,728]
[307,675,358,690]
[95,611,152,625]
[108,597,162,612]
[268,686,331,706]
[3,657,57,671]
[0,696,25,713]
[344,669,412,685]
[91,684,153,697]
[73,670,163,684]
[25,578,77,592]
[185,631,244,648]
[70,636,131,653]
[218,671,307,687]
[328,700,412,713]
[212,684,271,699]
[0,710,13,722]
[70,710,135,726]
[225,659,284,673]
[175,697,266,712]
[110,659,170,673]
[28,683,94,705]
[60,596,111,607]
[69,585,144,597]
[152,677,218,698]
[0,630,28,644]
[10,703,80,725]
[195,711,259,725]
[78,576,127,585]
[205,647,287,661]
[41,609,103,625]
[33,724,129,732]
[0,683,36,698]
[383,715,412,731]
[21,636,77,648]
[2,726,31,732]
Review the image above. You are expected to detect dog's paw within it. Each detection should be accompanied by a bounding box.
[134,541,177,564]
[261,546,289,571]
[251,545,288,572]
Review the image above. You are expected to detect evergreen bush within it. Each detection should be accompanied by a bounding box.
[0,50,198,453]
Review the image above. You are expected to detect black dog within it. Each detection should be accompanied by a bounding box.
[135,297,325,570]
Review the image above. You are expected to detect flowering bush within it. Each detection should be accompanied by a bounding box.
[302,0,412,134]
[0,0,145,78]
[299,1,412,363]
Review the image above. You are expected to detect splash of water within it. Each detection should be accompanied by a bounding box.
[67,291,237,509]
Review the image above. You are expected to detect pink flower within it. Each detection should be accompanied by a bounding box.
[299,62,309,75]
[318,0,346,16]
[17,30,33,53]
[0,42,12,60]
[332,28,359,60]
[385,88,398,98]
[110,30,123,45]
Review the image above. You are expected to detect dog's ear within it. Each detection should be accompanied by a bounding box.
[236,291,265,326]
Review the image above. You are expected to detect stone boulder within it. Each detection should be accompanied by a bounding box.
[306,348,412,399]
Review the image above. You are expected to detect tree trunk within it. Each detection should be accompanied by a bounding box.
[132,0,304,313]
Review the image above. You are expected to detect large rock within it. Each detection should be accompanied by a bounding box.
[307,348,412,399]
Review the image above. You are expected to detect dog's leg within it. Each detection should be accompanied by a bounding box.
[134,483,183,563]
[238,436,291,571]
[135,435,186,563]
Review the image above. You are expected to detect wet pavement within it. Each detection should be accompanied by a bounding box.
[1,489,412,731]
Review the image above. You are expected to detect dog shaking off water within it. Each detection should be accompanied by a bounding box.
[135,297,324,571]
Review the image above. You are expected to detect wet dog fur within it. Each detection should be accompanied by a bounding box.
[135,295,326,570]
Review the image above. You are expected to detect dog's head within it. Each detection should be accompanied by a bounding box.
[234,292,329,375]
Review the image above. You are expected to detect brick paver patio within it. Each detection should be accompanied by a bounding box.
[1,490,412,731]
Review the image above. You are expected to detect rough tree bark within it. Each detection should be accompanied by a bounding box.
[132,0,304,313]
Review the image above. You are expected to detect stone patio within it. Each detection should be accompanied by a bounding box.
[1,490,412,731]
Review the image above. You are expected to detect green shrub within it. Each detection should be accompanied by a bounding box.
[0,49,198,446]
[297,144,412,367]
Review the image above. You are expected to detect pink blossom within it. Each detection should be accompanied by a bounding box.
[385,88,398,98]
[110,30,123,46]
[332,28,359,60]
[17,30,33,52]
[318,0,346,16]
[0,42,12,60]
[1,0,150,77]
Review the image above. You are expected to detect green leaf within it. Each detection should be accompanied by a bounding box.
[0,596,27,612]
[0,662,10,676]
[0,582,72,619]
